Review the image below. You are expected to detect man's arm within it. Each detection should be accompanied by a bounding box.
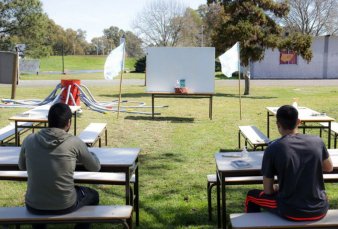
[18,146,27,170]
[76,141,101,171]
[323,156,333,172]
[263,176,275,195]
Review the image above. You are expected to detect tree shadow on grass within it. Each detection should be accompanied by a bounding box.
[125,116,195,123]
[215,93,277,99]
[98,93,149,99]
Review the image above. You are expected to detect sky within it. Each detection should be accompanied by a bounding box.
[40,0,207,42]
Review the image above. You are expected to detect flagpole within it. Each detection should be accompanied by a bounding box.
[238,42,242,120]
[117,35,126,119]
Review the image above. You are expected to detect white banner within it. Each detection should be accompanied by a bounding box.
[104,40,125,80]
[219,42,240,77]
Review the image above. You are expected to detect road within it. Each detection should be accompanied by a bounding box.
[2,79,338,88]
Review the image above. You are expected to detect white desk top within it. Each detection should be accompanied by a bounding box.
[9,105,81,122]
[0,146,140,168]
[215,149,338,173]
[266,106,335,122]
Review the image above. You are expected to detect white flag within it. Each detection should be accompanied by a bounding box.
[219,42,240,77]
[104,40,125,80]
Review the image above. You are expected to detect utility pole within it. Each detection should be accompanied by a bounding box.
[62,44,65,75]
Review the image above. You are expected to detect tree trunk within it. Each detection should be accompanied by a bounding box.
[244,74,250,95]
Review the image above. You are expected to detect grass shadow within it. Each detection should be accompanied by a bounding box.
[125,116,195,123]
[215,93,277,99]
[99,93,148,98]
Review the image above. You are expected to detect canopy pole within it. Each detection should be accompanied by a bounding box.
[117,71,124,118]
[117,35,126,119]
[238,43,242,120]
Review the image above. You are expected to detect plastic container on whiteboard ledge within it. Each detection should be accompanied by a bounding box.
[179,79,186,88]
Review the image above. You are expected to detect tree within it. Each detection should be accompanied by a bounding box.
[208,0,312,95]
[133,0,186,47]
[125,31,144,58]
[103,26,123,49]
[280,0,338,36]
[0,0,50,57]
[197,3,226,47]
[177,8,203,47]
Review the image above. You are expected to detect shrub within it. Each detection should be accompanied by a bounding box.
[134,56,146,73]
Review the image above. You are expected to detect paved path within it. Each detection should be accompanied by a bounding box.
[2,79,338,87]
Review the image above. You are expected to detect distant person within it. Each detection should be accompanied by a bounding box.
[19,103,101,229]
[245,105,333,221]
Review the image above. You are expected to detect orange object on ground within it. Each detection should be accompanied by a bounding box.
[60,79,81,106]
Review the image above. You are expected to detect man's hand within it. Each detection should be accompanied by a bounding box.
[263,176,275,195]
[323,157,333,172]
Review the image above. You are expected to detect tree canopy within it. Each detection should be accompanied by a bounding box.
[281,0,338,36]
[0,0,49,57]
[208,0,313,66]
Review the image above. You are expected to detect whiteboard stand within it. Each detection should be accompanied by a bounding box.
[148,92,214,120]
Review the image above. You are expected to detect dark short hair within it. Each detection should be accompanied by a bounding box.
[48,103,72,128]
[276,105,298,130]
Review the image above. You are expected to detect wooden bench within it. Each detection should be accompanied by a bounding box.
[238,126,270,150]
[230,210,338,228]
[0,122,34,146]
[78,123,107,147]
[0,171,138,225]
[0,205,133,229]
[320,122,338,148]
[207,173,338,221]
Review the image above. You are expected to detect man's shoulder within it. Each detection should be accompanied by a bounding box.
[22,132,37,145]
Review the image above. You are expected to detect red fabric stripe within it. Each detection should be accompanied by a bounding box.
[246,197,277,208]
[247,196,277,205]
[247,195,276,203]
[285,213,326,221]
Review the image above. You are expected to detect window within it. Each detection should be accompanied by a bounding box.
[280,50,297,64]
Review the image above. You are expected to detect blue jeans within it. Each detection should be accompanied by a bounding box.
[26,186,99,229]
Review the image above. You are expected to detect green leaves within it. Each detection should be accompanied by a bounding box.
[209,0,312,66]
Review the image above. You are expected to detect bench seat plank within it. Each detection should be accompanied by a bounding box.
[0,171,135,184]
[320,122,338,133]
[231,210,338,228]
[0,205,132,223]
[0,122,34,144]
[207,173,338,184]
[79,123,107,147]
[239,126,270,146]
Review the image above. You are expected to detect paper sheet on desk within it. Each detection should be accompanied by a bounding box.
[231,160,252,168]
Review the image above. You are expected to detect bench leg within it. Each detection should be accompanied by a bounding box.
[207,181,216,221]
[238,130,241,149]
[99,137,101,147]
[105,128,108,146]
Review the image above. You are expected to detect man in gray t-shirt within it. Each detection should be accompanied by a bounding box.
[19,103,101,229]
[245,105,333,221]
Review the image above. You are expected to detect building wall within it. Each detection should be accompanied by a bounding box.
[251,36,338,79]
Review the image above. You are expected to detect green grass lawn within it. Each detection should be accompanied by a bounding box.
[0,82,338,228]
[21,55,140,80]
[37,55,137,72]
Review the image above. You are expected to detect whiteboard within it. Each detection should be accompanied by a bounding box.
[146,47,215,93]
